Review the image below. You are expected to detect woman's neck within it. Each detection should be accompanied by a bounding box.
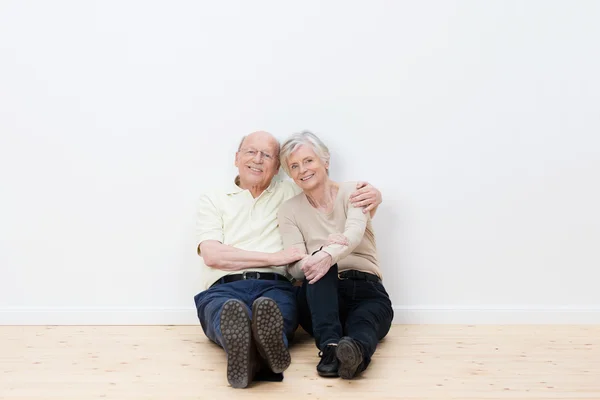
[305,179,338,212]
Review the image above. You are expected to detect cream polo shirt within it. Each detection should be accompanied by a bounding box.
[195,177,301,290]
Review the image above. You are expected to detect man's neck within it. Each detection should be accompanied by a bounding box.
[237,177,270,198]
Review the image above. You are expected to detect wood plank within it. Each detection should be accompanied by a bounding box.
[0,325,599,399]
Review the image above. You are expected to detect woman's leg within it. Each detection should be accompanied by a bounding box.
[298,264,344,376]
[339,280,394,379]
[303,264,343,349]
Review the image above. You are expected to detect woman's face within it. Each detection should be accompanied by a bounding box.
[286,144,329,191]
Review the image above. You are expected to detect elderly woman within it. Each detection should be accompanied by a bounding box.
[276,131,394,379]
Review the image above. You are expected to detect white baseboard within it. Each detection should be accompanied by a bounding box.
[392,305,600,324]
[1,306,599,325]
[0,308,198,325]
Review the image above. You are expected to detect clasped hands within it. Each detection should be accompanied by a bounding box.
[300,233,349,284]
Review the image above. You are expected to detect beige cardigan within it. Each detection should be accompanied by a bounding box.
[277,181,382,280]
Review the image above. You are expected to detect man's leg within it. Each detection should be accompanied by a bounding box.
[219,298,258,388]
[194,281,259,388]
[250,280,298,373]
[251,296,290,373]
[194,285,242,348]
[257,280,298,346]
[338,280,394,379]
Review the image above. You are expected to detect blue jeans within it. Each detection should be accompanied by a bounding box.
[194,279,299,349]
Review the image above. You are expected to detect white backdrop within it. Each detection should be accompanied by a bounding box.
[1,0,599,324]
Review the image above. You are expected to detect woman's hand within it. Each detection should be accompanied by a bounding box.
[301,251,333,284]
[327,233,349,246]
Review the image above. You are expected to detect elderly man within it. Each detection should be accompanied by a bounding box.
[193,131,382,388]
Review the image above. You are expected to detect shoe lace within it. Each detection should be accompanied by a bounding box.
[318,345,337,364]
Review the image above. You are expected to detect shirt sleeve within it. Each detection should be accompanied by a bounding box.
[195,194,224,254]
[277,204,307,280]
[321,188,368,265]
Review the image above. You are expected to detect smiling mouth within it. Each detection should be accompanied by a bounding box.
[300,174,314,181]
[248,166,263,173]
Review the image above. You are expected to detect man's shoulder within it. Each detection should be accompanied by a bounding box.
[198,186,229,201]
[272,179,301,196]
[195,182,239,210]
[197,179,298,206]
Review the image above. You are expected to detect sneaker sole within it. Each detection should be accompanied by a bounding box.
[220,299,252,388]
[336,339,362,379]
[252,297,291,373]
[318,367,339,378]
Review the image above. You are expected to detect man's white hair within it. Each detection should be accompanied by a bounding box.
[279,130,330,176]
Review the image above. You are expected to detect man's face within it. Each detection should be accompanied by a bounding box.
[234,132,280,189]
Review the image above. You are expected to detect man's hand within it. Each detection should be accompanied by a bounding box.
[349,181,382,214]
[272,247,305,266]
[301,251,333,284]
[327,233,349,246]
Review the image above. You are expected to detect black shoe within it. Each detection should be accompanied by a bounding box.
[220,299,257,388]
[251,297,291,374]
[316,344,339,377]
[336,337,363,379]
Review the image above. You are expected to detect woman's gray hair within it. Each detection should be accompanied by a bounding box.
[279,130,330,176]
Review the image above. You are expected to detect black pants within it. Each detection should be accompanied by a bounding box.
[296,264,394,371]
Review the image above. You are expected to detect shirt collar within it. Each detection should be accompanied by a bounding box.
[226,176,278,195]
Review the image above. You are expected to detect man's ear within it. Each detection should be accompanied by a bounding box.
[234,151,240,168]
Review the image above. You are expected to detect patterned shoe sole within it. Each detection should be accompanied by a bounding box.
[252,297,291,373]
[220,299,252,388]
[336,338,362,379]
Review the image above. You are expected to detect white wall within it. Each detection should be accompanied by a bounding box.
[1,0,599,324]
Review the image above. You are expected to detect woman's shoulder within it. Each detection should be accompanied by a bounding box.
[338,181,359,197]
[278,191,305,216]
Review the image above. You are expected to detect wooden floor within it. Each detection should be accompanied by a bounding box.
[0,325,599,399]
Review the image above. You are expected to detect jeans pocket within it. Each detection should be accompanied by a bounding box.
[368,281,389,297]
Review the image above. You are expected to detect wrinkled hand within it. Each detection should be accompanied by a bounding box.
[286,254,310,280]
[349,181,382,214]
[301,251,333,284]
[274,247,305,266]
[327,233,349,246]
